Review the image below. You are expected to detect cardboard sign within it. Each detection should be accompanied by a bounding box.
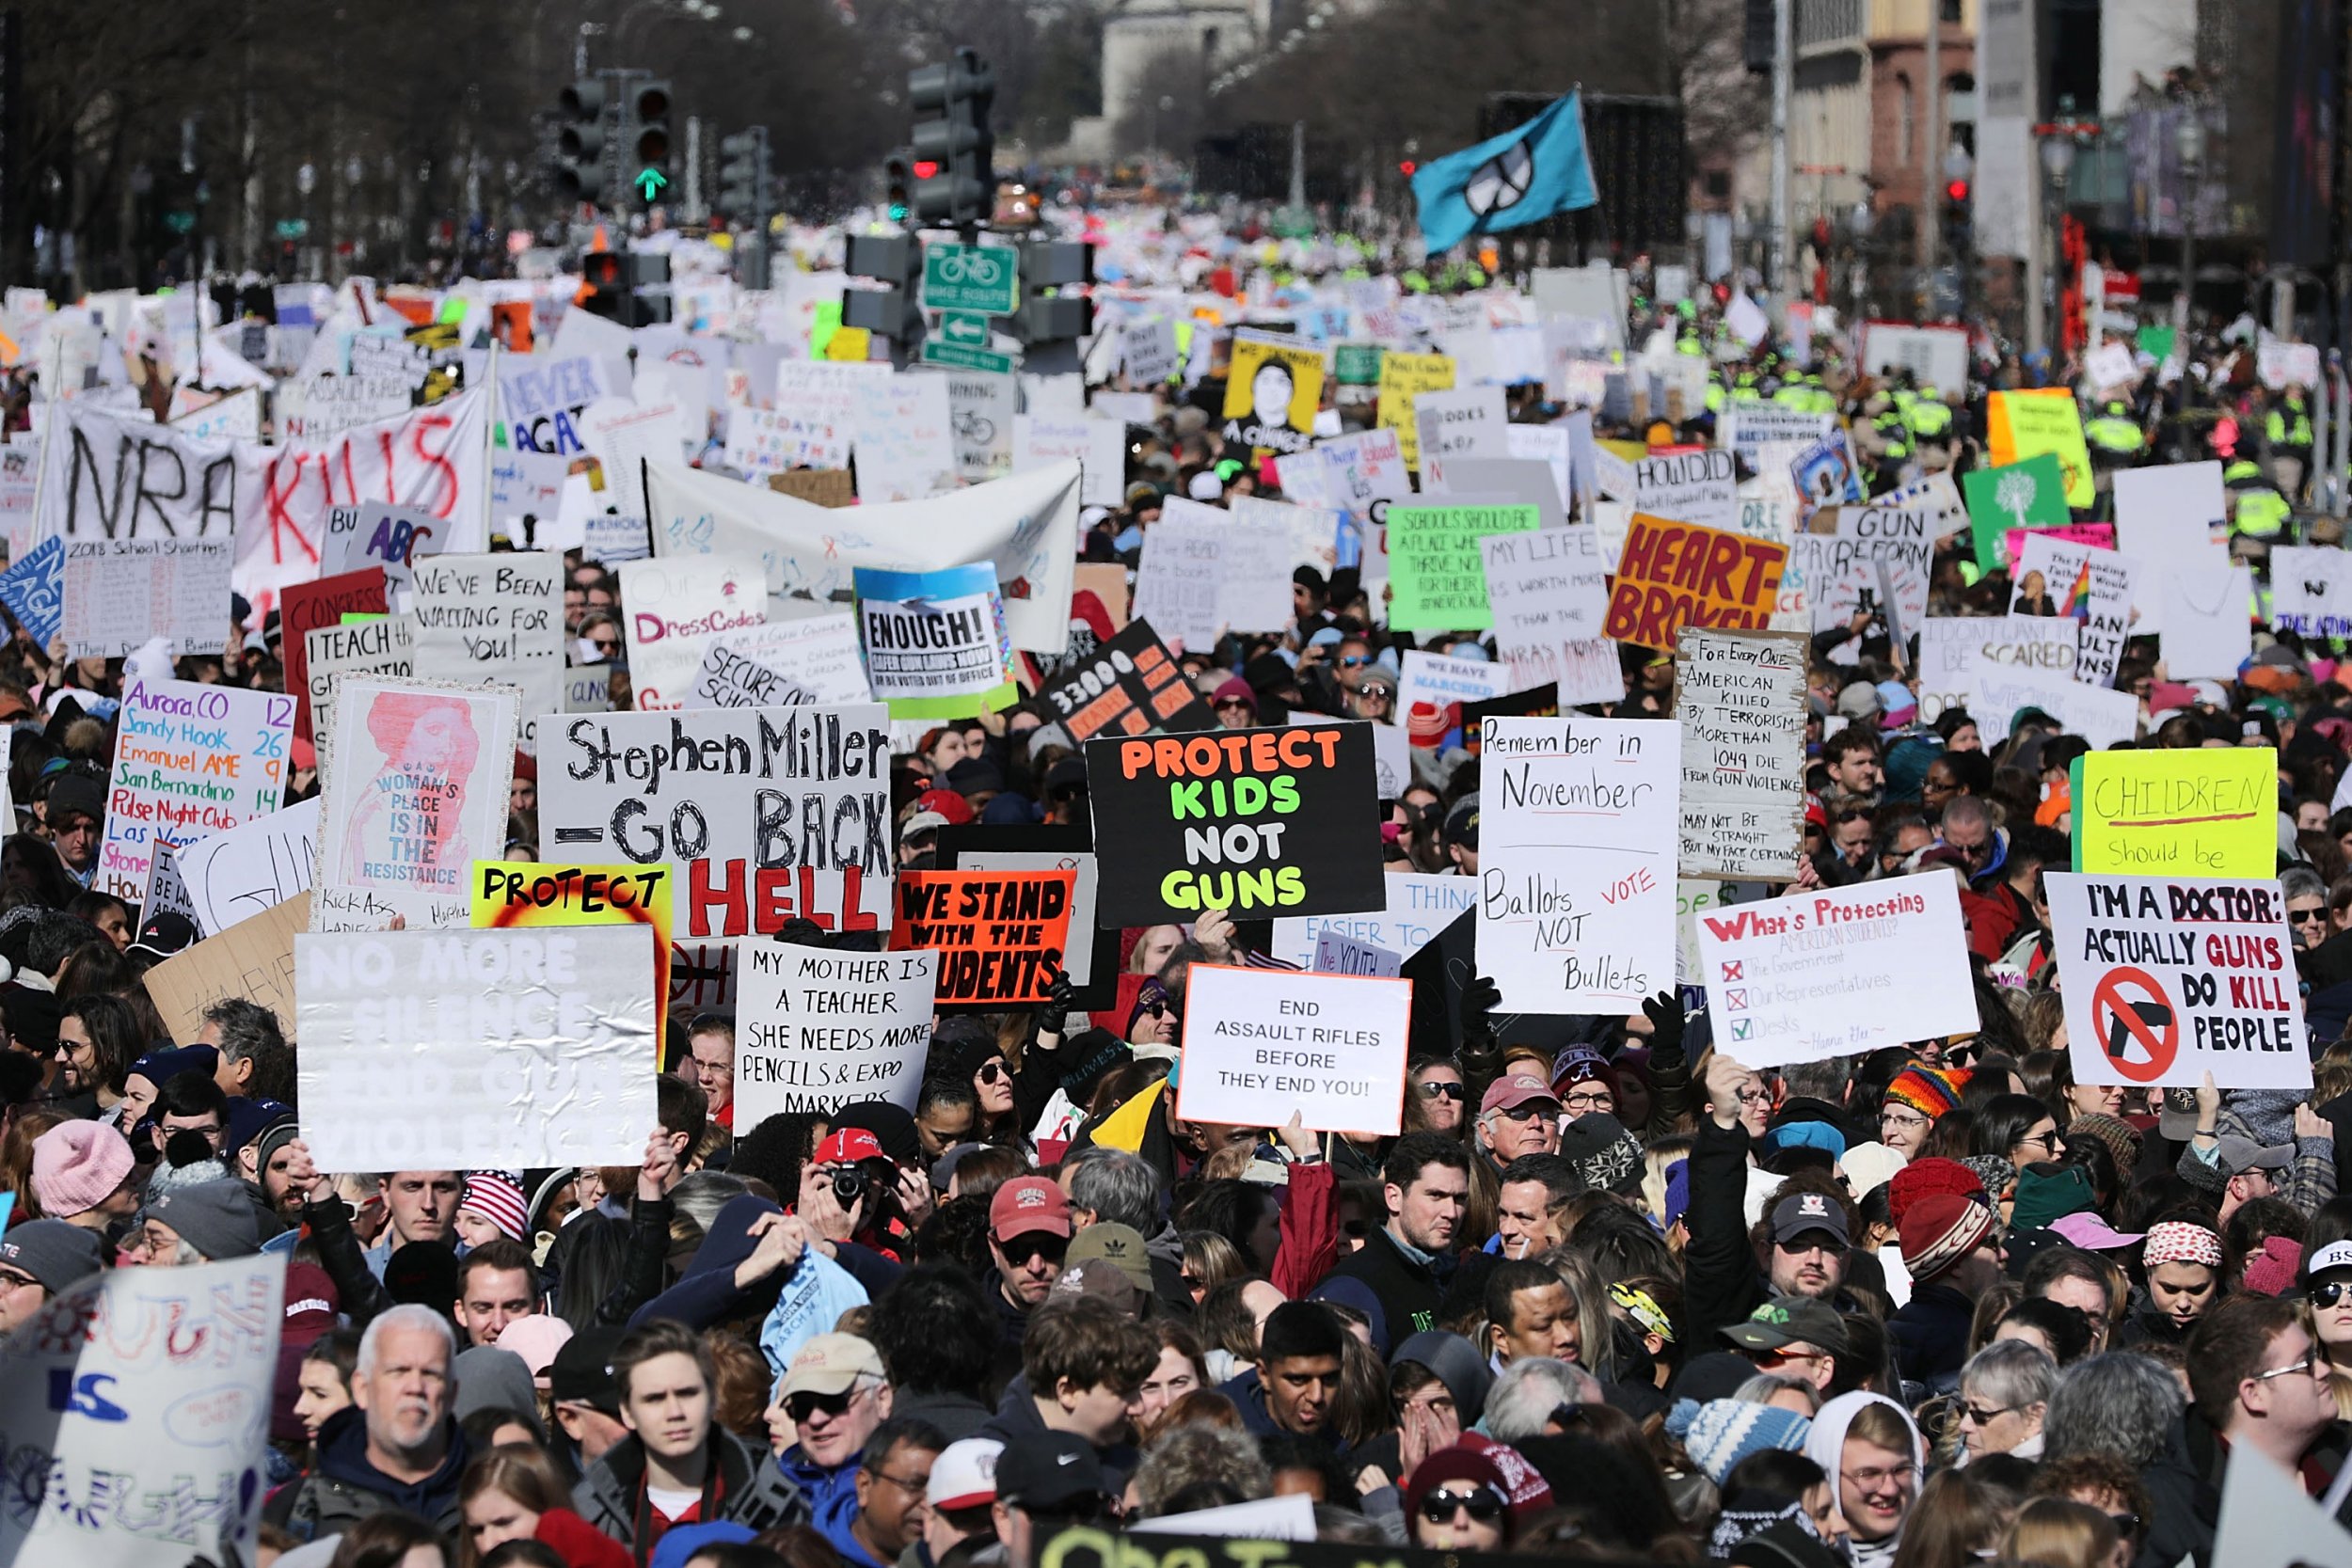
[1675,628,1806,879]
[314,676,520,931]
[1480,527,1611,682]
[0,1255,285,1567]
[1313,929,1403,977]
[1602,513,1788,650]
[1175,963,1412,1135]
[0,535,62,646]
[1386,501,1541,631]
[1915,615,2076,723]
[620,555,768,711]
[1222,336,1326,454]
[734,942,939,1121]
[537,703,893,941]
[471,859,674,1016]
[1812,505,1931,636]
[1633,449,1738,532]
[1397,651,1506,751]
[1695,873,1979,1066]
[687,614,872,709]
[1478,716,1680,1012]
[890,868,1076,1007]
[304,615,415,767]
[1270,873,1479,971]
[97,675,293,906]
[768,467,858,508]
[410,551,564,718]
[1989,389,2094,508]
[1030,618,1213,741]
[63,537,234,657]
[1377,351,1454,468]
[2074,748,2276,877]
[281,567,389,743]
[2010,533,2137,687]
[175,798,320,937]
[296,926,659,1167]
[145,891,310,1045]
[1084,722,1385,927]
[2047,874,2309,1089]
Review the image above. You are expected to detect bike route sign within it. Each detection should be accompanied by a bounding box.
[921,243,1022,314]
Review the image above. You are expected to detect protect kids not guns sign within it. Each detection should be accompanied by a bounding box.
[1084,722,1385,928]
[2046,874,2311,1091]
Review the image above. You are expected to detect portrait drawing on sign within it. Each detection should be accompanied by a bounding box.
[339,692,481,895]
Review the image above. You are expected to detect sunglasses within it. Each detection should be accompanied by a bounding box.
[1491,1102,1554,1123]
[1139,1000,1170,1020]
[1000,1234,1069,1268]
[1339,654,1374,668]
[1216,698,1251,710]
[2313,1279,2352,1309]
[2293,908,2328,926]
[977,1060,1008,1084]
[785,1386,865,1422]
[1419,1488,1505,1525]
[1418,1081,1465,1101]
[590,638,618,653]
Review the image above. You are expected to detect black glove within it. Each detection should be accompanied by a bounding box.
[1037,965,1074,1037]
[1460,974,1502,1052]
[775,917,829,948]
[1642,990,1687,1068]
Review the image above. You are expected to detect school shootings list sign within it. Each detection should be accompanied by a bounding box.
[1085,722,1385,927]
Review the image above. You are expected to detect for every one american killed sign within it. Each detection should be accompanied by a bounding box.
[538,703,894,936]
[2045,874,2309,1090]
[1674,628,1806,879]
[1084,722,1384,927]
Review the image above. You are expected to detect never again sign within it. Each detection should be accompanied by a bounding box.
[891,868,1075,1007]
[1084,723,1384,927]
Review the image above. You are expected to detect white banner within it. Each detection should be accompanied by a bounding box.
[2047,874,2310,1090]
[646,455,1078,655]
[1696,873,1979,1066]
[1478,716,1680,1012]
[296,926,659,1166]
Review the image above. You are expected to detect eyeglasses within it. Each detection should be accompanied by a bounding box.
[2312,1280,2352,1308]
[2107,1513,2142,1538]
[977,1060,1008,1084]
[1841,1462,1917,1490]
[1000,1234,1069,1268]
[1339,654,1374,669]
[1882,1108,1931,1131]
[1960,1401,2019,1426]
[1418,1081,1465,1101]
[1418,1487,1506,1525]
[866,1466,930,1496]
[1734,1087,1772,1106]
[1755,1345,1829,1370]
[1561,1090,1613,1114]
[0,1266,38,1291]
[2251,1355,2324,1383]
[785,1385,869,1423]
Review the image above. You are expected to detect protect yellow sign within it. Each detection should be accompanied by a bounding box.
[2074,748,2276,877]
[1377,351,1454,469]
[1221,335,1326,455]
[1989,389,2094,509]
[471,860,675,1014]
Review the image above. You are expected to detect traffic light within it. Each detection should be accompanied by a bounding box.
[720,127,771,290]
[580,249,627,321]
[628,80,673,208]
[883,150,913,225]
[556,79,608,203]
[630,250,673,325]
[1017,239,1094,344]
[909,48,994,227]
[842,233,924,343]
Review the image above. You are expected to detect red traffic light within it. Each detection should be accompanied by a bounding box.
[1398,160,1418,177]
[913,159,940,180]
[1946,179,1969,202]
[583,251,626,289]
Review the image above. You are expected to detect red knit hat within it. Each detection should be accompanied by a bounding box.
[1899,1193,1996,1284]
[1887,1157,1987,1229]
[1884,1065,1971,1121]
[1403,1445,1515,1526]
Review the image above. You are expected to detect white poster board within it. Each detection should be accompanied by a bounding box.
[1480,529,1612,689]
[1695,872,1979,1066]
[410,552,564,718]
[686,614,872,708]
[1271,872,1480,971]
[618,555,768,711]
[63,538,235,657]
[2047,874,2310,1090]
[1174,963,1412,1135]
[96,675,293,906]
[1632,450,1739,532]
[1478,716,1680,1012]
[175,797,322,936]
[1676,628,1806,880]
[295,926,659,1166]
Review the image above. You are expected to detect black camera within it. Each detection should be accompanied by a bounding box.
[829,1166,866,1203]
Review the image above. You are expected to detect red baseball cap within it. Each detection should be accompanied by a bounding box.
[989,1176,1073,1242]
[813,1129,885,1165]
[1480,1075,1561,1117]
[914,788,976,826]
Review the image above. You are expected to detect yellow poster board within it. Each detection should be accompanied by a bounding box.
[472,861,676,1016]
[2074,748,2276,877]
[1220,336,1326,454]
[824,325,873,363]
[1376,352,1454,469]
[1989,389,2094,509]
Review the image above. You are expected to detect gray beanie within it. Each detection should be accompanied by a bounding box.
[453,1344,546,1440]
[148,1180,262,1261]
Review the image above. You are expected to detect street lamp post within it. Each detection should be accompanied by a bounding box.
[2039,132,2075,358]
[2175,113,2204,337]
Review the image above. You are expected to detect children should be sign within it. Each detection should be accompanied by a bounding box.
[2046,874,2310,1090]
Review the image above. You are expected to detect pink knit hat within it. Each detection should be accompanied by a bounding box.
[459,1172,530,1242]
[31,1120,133,1219]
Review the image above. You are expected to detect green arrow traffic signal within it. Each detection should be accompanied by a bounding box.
[635,167,670,201]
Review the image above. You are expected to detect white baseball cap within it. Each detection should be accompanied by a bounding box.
[927,1437,1003,1511]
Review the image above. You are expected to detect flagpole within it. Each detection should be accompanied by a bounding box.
[1771,0,1792,293]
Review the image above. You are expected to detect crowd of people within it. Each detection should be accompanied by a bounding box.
[5,209,2352,1568]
